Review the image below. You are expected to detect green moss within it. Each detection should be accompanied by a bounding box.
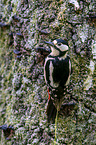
[0,0,96,144]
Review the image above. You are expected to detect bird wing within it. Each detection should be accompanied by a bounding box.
[52,56,70,87]
[44,56,71,89]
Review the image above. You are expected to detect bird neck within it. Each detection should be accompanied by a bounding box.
[59,51,68,59]
[50,49,59,56]
[49,51,68,60]
[50,46,68,58]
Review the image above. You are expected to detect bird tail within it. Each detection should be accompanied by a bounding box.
[46,97,57,123]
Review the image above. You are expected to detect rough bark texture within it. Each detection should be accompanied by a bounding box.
[0,0,96,144]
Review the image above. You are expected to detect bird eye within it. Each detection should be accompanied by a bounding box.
[58,43,61,46]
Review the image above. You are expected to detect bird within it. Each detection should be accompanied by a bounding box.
[44,39,72,123]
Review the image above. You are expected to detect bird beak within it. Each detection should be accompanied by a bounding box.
[44,41,54,46]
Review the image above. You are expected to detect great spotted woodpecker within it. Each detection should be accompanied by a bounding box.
[44,39,72,122]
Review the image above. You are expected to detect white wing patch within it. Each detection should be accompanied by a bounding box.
[49,61,59,88]
[65,59,71,85]
[44,57,53,84]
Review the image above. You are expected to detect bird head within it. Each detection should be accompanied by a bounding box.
[44,39,69,56]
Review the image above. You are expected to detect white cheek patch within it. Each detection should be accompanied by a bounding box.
[56,44,68,52]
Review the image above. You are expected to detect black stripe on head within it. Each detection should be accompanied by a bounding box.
[56,39,68,46]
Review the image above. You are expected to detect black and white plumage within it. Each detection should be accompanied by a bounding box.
[44,39,72,122]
